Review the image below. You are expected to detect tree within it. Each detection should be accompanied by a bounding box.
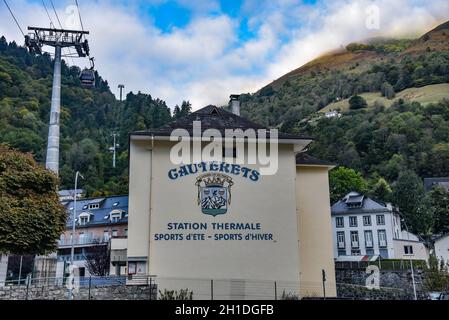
[392,170,434,235]
[423,254,449,293]
[0,145,67,255]
[329,167,368,204]
[173,105,181,119]
[349,95,367,110]
[380,82,396,99]
[429,185,449,234]
[179,101,192,118]
[84,245,110,276]
[369,176,392,202]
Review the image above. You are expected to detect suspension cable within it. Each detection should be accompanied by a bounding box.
[2,0,25,36]
[42,0,55,29]
[48,0,76,65]
[74,0,85,32]
[49,0,63,29]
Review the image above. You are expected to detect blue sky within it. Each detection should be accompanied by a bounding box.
[1,0,449,108]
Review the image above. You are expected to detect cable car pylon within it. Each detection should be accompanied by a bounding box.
[25,26,91,176]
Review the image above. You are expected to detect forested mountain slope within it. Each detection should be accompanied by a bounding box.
[0,36,175,195]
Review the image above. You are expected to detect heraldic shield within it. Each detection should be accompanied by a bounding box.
[195,173,234,217]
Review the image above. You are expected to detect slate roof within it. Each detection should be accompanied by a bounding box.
[63,195,128,228]
[331,192,391,215]
[58,189,84,197]
[296,153,335,167]
[131,105,313,141]
[424,177,449,192]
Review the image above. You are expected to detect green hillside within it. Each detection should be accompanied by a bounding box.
[239,20,449,235]
[240,20,449,127]
[320,83,449,113]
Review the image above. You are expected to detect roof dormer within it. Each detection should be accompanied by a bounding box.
[78,212,93,226]
[344,192,364,208]
[87,198,105,210]
[110,209,126,223]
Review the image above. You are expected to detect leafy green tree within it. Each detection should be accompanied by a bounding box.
[349,95,367,110]
[0,145,67,255]
[329,167,368,204]
[392,170,434,235]
[380,82,396,99]
[369,176,392,202]
[429,185,449,234]
[423,254,449,292]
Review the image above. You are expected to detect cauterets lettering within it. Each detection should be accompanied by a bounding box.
[168,161,260,181]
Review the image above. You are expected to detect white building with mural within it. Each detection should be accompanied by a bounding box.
[126,97,337,299]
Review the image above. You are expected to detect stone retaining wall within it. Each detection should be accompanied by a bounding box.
[336,268,427,300]
[0,284,157,300]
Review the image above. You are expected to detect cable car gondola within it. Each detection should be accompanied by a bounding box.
[79,57,96,88]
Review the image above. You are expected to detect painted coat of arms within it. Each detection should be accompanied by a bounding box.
[195,173,234,216]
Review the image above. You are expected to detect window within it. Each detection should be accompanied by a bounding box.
[351,249,361,255]
[78,232,85,244]
[364,230,374,248]
[378,230,387,247]
[112,230,118,237]
[79,216,88,225]
[349,216,358,227]
[103,231,110,241]
[363,216,371,226]
[125,229,128,237]
[337,231,346,249]
[89,203,100,210]
[404,245,414,255]
[376,215,385,225]
[350,231,359,248]
[110,210,123,223]
[336,217,344,228]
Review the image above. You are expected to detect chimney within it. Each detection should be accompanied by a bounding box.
[230,94,240,116]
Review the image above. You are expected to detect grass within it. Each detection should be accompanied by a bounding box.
[320,83,449,113]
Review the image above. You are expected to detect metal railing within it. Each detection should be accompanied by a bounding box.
[335,259,427,270]
[58,235,109,247]
[0,274,435,300]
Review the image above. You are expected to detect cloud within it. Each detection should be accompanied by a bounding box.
[0,0,448,110]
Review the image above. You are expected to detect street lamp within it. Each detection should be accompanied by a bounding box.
[70,171,84,265]
[400,216,418,300]
[68,171,84,300]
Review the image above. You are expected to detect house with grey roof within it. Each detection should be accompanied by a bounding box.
[55,195,129,278]
[434,233,449,266]
[424,177,449,192]
[331,192,429,262]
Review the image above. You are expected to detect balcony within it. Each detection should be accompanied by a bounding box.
[58,234,109,248]
[111,249,127,264]
[57,254,85,262]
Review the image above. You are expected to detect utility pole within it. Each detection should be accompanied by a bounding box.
[69,171,83,300]
[109,133,119,168]
[118,84,124,102]
[25,27,90,176]
[400,215,418,300]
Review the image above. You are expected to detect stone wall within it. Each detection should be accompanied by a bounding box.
[336,268,427,300]
[0,284,157,300]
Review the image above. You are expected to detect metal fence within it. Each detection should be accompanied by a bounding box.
[0,274,436,300]
[335,259,427,270]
